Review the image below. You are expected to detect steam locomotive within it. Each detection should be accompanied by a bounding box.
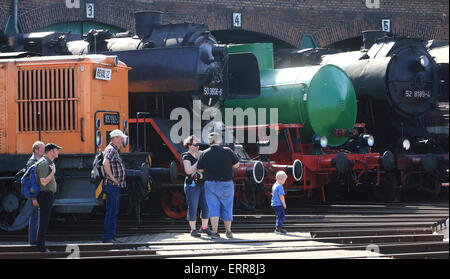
[224,43,393,204]
[275,31,448,199]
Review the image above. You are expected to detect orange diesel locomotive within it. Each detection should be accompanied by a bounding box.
[0,54,174,231]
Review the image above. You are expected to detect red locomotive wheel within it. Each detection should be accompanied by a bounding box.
[160,188,188,219]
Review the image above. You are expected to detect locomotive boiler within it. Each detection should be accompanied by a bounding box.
[64,11,260,118]
[276,31,448,199]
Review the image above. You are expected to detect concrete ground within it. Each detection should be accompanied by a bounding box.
[117,231,388,259]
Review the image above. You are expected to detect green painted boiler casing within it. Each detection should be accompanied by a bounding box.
[225,43,357,146]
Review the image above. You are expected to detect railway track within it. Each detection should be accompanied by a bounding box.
[0,202,447,259]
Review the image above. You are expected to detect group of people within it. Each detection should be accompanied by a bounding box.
[25,141,61,252]
[25,129,289,251]
[181,132,288,239]
[25,129,128,252]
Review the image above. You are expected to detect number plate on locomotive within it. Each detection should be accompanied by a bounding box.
[95,67,112,81]
[104,114,119,125]
[403,89,431,98]
[203,87,223,96]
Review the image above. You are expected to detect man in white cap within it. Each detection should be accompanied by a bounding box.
[102,129,127,243]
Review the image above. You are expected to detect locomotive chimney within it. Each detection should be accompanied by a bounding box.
[134,11,163,38]
[362,30,387,49]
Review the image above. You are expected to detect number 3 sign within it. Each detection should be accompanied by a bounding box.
[86,3,94,18]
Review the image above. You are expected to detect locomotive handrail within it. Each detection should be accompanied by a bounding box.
[261,82,307,88]
[80,117,85,142]
[135,112,152,152]
[227,123,303,130]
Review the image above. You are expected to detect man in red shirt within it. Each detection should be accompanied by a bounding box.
[102,129,127,243]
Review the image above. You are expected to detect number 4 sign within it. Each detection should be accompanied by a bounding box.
[233,13,242,28]
[382,19,391,32]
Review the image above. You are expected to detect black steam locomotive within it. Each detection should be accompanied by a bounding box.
[1,11,260,150]
[0,11,265,219]
[276,31,448,199]
[2,11,259,114]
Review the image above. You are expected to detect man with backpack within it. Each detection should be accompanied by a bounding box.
[102,129,127,243]
[26,141,45,246]
[35,143,62,252]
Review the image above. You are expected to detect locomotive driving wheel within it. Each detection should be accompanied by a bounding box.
[160,187,187,219]
[0,183,34,231]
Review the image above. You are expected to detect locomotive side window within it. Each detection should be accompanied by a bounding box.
[17,67,78,132]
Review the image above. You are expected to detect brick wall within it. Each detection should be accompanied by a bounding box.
[1,0,448,47]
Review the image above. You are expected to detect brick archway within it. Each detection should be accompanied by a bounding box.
[11,0,448,47]
[18,2,136,33]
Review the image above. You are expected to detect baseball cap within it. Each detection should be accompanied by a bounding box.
[110,129,128,139]
[45,143,62,153]
[207,132,221,144]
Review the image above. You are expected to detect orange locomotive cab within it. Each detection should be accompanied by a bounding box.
[0,54,165,231]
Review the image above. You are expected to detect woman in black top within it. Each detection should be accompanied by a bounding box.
[182,135,210,237]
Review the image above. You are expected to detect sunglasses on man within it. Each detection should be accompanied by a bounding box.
[189,143,200,147]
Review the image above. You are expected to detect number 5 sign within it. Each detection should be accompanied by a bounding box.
[382,19,391,32]
[233,13,242,28]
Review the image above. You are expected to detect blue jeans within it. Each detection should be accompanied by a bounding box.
[204,180,234,221]
[28,204,39,245]
[102,185,121,242]
[273,206,285,229]
[184,183,209,221]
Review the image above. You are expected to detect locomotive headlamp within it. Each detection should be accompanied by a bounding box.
[123,119,128,130]
[360,134,375,147]
[95,118,101,129]
[320,136,328,148]
[402,138,411,151]
[313,134,328,148]
[123,131,129,147]
[95,130,102,147]
[312,134,327,154]
[419,55,429,68]
[359,134,374,153]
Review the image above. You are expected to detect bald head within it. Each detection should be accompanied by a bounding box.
[32,141,45,158]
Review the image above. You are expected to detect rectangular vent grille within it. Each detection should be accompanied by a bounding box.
[17,67,79,132]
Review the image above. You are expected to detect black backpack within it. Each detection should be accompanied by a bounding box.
[91,150,105,181]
